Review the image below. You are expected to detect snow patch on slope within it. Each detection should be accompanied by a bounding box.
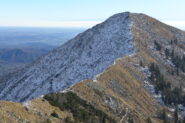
[0,12,135,102]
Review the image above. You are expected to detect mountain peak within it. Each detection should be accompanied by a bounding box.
[0,12,135,102]
[0,12,185,102]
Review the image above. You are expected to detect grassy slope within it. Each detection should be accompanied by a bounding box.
[70,56,162,123]
[0,55,162,123]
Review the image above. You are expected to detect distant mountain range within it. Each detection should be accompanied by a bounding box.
[0,27,84,63]
[0,28,84,78]
[0,44,54,64]
[0,27,85,46]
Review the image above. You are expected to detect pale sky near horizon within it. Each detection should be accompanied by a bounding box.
[0,0,185,29]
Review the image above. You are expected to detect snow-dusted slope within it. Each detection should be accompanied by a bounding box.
[0,12,134,102]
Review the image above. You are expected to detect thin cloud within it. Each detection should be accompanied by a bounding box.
[0,20,102,28]
[0,20,184,30]
[162,20,185,29]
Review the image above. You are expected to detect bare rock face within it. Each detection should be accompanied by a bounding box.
[0,12,135,102]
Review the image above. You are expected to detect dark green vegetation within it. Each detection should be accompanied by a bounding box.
[154,39,185,75]
[154,40,162,51]
[149,63,185,105]
[152,40,185,123]
[50,111,59,118]
[155,39,185,74]
[174,106,179,123]
[44,91,116,123]
[158,108,185,123]
[146,117,152,123]
[93,88,103,98]
[158,109,168,123]
[164,47,185,74]
[171,54,185,73]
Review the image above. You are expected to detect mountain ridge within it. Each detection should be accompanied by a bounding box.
[0,12,185,103]
[0,12,134,102]
[0,12,185,123]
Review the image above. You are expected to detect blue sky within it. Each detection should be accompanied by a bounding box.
[0,0,185,29]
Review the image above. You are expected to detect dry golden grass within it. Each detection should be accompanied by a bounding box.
[0,101,40,123]
[0,98,73,123]
[71,56,162,123]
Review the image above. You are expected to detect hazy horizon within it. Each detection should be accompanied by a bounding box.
[0,27,85,47]
[0,0,185,29]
